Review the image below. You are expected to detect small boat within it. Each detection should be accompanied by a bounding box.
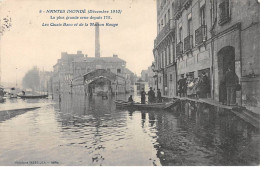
[114,99,180,110]
[9,94,18,99]
[18,94,48,99]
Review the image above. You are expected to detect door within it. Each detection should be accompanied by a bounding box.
[217,46,235,102]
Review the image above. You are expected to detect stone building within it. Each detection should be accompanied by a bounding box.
[53,23,134,95]
[153,0,177,98]
[52,51,84,94]
[153,0,260,112]
[71,54,132,95]
[174,0,212,96]
[210,0,260,112]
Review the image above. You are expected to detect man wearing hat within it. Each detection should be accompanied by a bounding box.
[148,87,155,103]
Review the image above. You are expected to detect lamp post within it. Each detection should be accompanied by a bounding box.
[15,67,18,88]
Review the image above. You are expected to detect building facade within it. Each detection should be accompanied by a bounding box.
[52,51,84,94]
[153,0,260,112]
[210,0,260,112]
[72,54,132,95]
[153,0,177,98]
[53,23,135,95]
[53,51,133,95]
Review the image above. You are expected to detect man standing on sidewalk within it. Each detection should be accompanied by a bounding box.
[200,71,210,98]
[224,68,239,106]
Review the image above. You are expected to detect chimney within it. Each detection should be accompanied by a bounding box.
[95,22,100,58]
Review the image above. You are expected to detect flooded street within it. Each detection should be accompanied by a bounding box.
[0,94,259,166]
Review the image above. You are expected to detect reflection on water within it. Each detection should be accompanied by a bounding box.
[0,94,259,166]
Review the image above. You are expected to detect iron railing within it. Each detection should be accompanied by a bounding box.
[195,25,207,45]
[184,35,193,52]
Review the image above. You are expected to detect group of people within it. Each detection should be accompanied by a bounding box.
[177,71,210,99]
[177,68,239,106]
[128,68,239,106]
[128,87,162,104]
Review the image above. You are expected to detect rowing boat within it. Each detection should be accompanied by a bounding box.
[17,95,48,99]
[114,99,179,110]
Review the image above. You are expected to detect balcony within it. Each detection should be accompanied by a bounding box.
[176,42,183,58]
[184,35,193,52]
[154,19,175,48]
[195,25,207,46]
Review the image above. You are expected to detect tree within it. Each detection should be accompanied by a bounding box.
[22,66,40,91]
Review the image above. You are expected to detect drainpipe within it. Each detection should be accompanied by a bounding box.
[238,23,242,106]
[210,0,217,100]
[175,26,178,97]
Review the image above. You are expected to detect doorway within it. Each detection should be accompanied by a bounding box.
[217,46,235,102]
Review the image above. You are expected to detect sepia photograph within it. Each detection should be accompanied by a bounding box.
[0,0,259,167]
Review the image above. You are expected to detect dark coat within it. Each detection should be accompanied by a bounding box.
[148,90,155,102]
[128,96,133,102]
[178,78,187,93]
[141,91,146,99]
[157,91,162,99]
[225,71,239,87]
[200,75,210,93]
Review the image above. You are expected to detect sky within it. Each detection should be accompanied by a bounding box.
[0,0,157,85]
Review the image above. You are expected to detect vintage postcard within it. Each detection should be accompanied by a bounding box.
[0,0,259,166]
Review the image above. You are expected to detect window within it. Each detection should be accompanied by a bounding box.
[189,72,195,78]
[107,68,110,72]
[171,2,175,17]
[219,0,230,25]
[164,14,167,26]
[168,45,171,64]
[170,74,173,81]
[158,56,161,69]
[167,9,170,22]
[179,26,183,42]
[117,69,121,73]
[187,14,192,35]
[172,42,175,62]
[200,6,206,26]
[161,51,164,67]
[164,74,167,86]
[165,48,168,66]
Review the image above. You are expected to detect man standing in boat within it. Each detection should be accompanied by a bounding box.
[157,89,162,103]
[140,88,146,104]
[148,87,155,103]
[128,95,134,102]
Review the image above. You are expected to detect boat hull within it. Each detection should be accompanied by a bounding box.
[114,100,178,110]
[18,95,48,99]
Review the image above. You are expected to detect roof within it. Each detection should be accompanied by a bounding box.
[84,69,117,82]
[73,57,126,63]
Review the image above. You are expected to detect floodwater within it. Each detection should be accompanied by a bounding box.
[0,94,259,166]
